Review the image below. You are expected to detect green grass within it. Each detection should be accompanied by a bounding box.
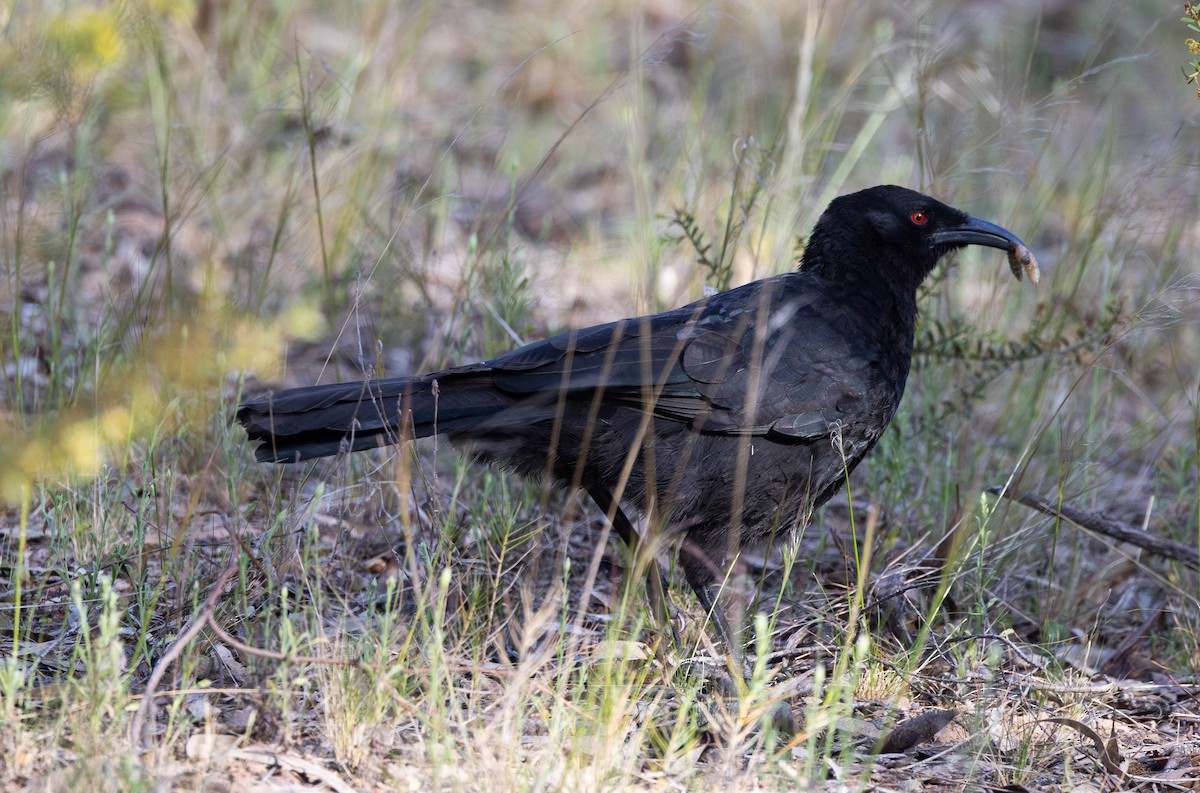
[1,1,1198,790]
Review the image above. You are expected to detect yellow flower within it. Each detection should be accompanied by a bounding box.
[1188,38,1200,55]
[49,8,124,77]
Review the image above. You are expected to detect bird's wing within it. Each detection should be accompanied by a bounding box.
[449,274,880,442]
[479,308,706,395]
[674,280,880,440]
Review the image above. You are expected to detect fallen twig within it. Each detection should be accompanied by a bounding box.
[129,560,364,750]
[987,487,1199,570]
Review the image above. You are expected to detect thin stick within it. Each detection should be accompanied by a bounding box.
[989,487,1199,570]
[130,561,239,749]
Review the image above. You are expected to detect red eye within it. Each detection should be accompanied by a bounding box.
[910,210,929,226]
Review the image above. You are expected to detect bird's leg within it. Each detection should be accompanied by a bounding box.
[680,555,741,670]
[584,485,678,646]
[681,550,795,735]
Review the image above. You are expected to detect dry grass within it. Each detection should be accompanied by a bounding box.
[1,0,1198,790]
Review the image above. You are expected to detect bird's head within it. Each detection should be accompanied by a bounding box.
[802,184,1038,290]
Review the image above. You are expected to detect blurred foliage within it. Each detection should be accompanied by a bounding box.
[0,301,322,504]
[0,1,189,114]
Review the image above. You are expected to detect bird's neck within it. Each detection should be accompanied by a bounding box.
[799,242,931,385]
[817,264,923,394]
[800,233,936,295]
[832,266,924,334]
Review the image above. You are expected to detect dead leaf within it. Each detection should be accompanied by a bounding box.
[877,709,959,754]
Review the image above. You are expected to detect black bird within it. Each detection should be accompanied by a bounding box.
[237,185,1037,652]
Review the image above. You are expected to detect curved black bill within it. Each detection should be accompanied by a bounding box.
[931,214,1040,284]
[929,216,1027,252]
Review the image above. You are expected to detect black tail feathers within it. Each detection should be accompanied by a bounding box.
[237,375,511,462]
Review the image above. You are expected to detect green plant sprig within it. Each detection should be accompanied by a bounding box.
[1183,2,1200,98]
